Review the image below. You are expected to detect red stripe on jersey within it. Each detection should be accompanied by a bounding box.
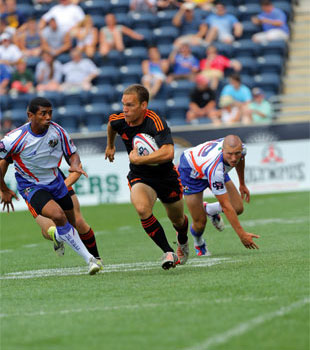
[12,151,39,182]
[9,130,27,155]
[208,155,221,185]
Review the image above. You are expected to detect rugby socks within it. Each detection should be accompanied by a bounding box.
[78,228,100,259]
[205,202,222,216]
[174,215,188,245]
[190,224,204,246]
[141,215,174,253]
[55,222,93,263]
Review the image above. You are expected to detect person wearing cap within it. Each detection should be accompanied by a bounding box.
[218,95,241,124]
[249,87,273,123]
[186,73,219,124]
[0,32,22,70]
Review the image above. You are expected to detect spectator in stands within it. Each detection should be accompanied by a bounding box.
[220,73,252,123]
[167,43,199,83]
[192,0,214,11]
[203,2,243,45]
[0,63,11,95]
[35,51,63,92]
[41,17,72,57]
[218,95,242,124]
[18,17,42,59]
[186,73,219,124]
[141,46,169,99]
[39,0,85,34]
[157,0,182,11]
[71,15,98,58]
[1,0,27,31]
[9,58,34,94]
[99,14,144,56]
[173,2,202,48]
[199,45,241,90]
[1,117,15,135]
[61,48,99,92]
[0,32,22,71]
[130,0,157,13]
[252,0,289,43]
[248,87,273,123]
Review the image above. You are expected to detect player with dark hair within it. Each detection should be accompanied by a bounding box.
[0,97,102,274]
[178,135,260,255]
[105,84,189,269]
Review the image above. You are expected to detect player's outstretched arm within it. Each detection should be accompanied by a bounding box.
[105,122,117,162]
[68,153,88,178]
[0,161,19,213]
[236,157,250,203]
[216,193,259,249]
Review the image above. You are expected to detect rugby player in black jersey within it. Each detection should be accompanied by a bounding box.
[105,84,189,270]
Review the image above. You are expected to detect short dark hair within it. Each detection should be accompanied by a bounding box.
[123,84,149,104]
[261,0,272,6]
[28,97,52,114]
[229,72,241,83]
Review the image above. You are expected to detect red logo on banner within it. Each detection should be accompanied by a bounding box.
[261,144,284,163]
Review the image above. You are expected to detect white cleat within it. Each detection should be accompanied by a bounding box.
[88,257,101,275]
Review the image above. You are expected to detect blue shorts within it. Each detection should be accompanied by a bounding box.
[16,172,68,203]
[178,153,230,195]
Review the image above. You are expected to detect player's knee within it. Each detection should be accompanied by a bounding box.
[50,209,67,226]
[194,216,207,232]
[135,204,152,219]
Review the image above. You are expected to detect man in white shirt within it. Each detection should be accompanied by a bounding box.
[61,48,99,91]
[39,0,85,34]
[0,32,22,71]
[178,135,259,255]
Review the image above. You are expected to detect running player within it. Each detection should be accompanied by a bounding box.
[105,84,189,269]
[178,135,259,255]
[0,97,101,275]
[0,158,102,263]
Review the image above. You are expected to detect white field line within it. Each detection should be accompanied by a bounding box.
[182,297,310,350]
[0,296,278,319]
[0,249,13,254]
[0,257,234,280]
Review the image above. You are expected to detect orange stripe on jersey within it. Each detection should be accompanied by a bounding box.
[25,200,38,219]
[146,110,164,131]
[109,113,125,122]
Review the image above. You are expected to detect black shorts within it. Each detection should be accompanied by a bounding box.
[127,167,183,204]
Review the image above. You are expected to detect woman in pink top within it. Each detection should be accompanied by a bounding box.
[199,45,241,90]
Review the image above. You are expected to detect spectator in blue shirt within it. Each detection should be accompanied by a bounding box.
[167,43,199,83]
[220,73,252,123]
[252,0,289,42]
[204,2,243,45]
[0,63,11,95]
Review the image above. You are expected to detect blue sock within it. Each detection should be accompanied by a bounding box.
[190,225,204,246]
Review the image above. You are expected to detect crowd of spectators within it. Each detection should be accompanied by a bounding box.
[0,0,290,131]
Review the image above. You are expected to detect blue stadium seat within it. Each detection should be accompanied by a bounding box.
[62,92,83,107]
[132,28,154,47]
[124,47,148,65]
[257,55,284,74]
[153,26,179,45]
[80,0,110,16]
[167,80,196,99]
[232,39,261,58]
[37,91,64,109]
[225,5,238,17]
[57,53,71,64]
[237,4,261,21]
[6,109,27,126]
[241,21,260,39]
[190,45,206,60]
[238,57,258,75]
[115,13,132,27]
[54,106,83,133]
[94,66,120,85]
[88,85,115,104]
[129,12,157,30]
[167,116,187,126]
[273,1,293,20]
[110,0,130,14]
[119,65,142,84]
[15,4,34,18]
[83,103,110,131]
[157,44,172,59]
[240,74,255,89]
[91,15,106,29]
[0,94,9,111]
[213,42,233,58]
[156,9,178,27]
[166,97,190,120]
[17,0,33,4]
[26,56,41,72]
[8,93,35,110]
[260,40,288,57]
[254,73,282,95]
[148,99,167,118]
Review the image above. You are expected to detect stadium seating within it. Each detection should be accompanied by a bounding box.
[119,64,142,84]
[153,26,179,45]
[83,103,111,131]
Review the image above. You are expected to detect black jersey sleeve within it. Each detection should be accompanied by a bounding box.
[109,113,125,134]
[146,110,173,148]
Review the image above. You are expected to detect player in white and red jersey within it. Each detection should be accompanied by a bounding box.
[178,134,259,255]
[0,97,101,275]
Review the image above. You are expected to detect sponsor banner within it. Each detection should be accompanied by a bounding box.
[3,139,310,211]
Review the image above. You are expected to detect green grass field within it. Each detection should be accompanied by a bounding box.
[0,191,309,350]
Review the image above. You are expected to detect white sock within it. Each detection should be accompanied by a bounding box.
[55,222,93,263]
[205,202,222,216]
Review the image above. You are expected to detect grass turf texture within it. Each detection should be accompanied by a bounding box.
[0,191,309,350]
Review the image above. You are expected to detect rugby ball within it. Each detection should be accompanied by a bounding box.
[133,133,158,156]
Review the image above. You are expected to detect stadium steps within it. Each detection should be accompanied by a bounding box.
[276,0,310,121]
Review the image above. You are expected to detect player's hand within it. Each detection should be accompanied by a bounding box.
[240,232,260,249]
[68,163,88,178]
[239,184,250,203]
[0,189,19,213]
[105,146,115,162]
[129,147,141,164]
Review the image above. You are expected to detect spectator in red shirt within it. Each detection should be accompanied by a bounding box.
[199,45,241,90]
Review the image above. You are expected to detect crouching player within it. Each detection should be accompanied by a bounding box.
[0,97,102,275]
[178,134,259,255]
